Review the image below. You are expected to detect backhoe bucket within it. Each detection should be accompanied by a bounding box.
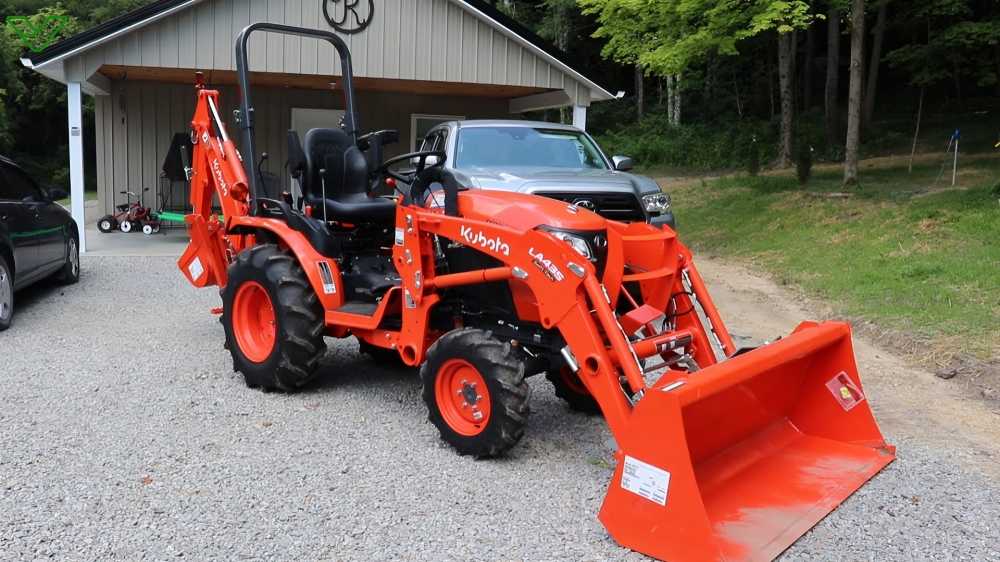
[599,321,895,562]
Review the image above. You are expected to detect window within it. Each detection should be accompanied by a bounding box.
[411,114,463,151]
[455,126,608,170]
[1,165,43,202]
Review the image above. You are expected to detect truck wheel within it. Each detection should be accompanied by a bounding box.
[546,367,601,415]
[221,245,327,391]
[97,216,117,233]
[421,329,530,457]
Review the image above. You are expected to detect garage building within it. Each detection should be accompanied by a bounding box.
[21,0,615,251]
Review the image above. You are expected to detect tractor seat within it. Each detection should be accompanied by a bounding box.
[301,128,397,224]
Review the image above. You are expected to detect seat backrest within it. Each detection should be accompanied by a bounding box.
[302,128,370,204]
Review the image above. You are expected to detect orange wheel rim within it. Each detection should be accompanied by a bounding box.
[560,366,591,395]
[232,281,276,363]
[434,359,491,436]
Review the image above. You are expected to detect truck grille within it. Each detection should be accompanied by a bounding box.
[532,192,646,223]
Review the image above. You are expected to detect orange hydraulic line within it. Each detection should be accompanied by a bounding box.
[672,321,848,408]
[683,261,737,356]
[427,267,511,289]
[583,276,646,394]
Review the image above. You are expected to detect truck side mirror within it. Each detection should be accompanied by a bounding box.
[612,156,634,171]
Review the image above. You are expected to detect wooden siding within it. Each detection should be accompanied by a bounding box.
[95,81,510,214]
[71,0,592,100]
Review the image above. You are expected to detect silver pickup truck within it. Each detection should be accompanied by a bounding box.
[414,120,674,230]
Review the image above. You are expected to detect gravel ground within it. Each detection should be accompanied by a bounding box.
[1,256,998,561]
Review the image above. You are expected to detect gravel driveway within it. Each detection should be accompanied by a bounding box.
[1,257,998,561]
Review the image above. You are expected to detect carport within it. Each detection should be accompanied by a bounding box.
[19,0,615,252]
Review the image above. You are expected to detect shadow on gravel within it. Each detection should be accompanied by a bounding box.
[9,279,72,319]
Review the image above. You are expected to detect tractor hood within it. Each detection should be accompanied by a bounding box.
[455,189,607,232]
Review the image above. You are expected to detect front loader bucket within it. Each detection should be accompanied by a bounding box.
[599,321,895,562]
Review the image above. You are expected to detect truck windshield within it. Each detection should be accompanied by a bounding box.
[455,126,608,170]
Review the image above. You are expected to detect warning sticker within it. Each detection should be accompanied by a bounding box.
[188,257,204,282]
[395,227,405,246]
[621,455,670,506]
[316,261,337,295]
[826,371,865,411]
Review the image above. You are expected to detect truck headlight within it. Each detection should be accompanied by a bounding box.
[643,193,672,213]
[551,231,593,260]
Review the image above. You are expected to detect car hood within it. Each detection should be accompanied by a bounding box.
[453,166,650,194]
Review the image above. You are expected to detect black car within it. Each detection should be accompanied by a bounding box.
[0,156,79,331]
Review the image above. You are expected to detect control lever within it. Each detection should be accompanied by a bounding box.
[256,152,269,199]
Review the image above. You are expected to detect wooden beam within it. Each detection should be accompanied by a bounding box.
[508,90,572,113]
[97,65,555,99]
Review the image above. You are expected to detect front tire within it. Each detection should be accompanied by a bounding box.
[119,220,133,233]
[0,255,13,331]
[221,245,327,391]
[421,329,530,457]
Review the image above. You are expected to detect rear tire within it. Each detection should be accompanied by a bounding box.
[97,216,117,233]
[221,245,327,391]
[421,329,530,457]
[546,366,601,415]
[0,255,13,331]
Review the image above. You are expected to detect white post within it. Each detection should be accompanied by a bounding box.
[572,105,587,131]
[67,82,86,253]
[951,136,959,187]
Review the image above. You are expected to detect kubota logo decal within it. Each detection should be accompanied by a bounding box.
[213,159,228,197]
[529,247,564,282]
[460,225,510,256]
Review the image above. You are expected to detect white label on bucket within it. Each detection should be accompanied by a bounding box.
[621,455,670,506]
[188,257,204,282]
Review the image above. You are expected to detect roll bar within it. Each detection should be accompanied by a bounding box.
[234,23,360,209]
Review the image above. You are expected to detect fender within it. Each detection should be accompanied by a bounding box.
[228,215,346,311]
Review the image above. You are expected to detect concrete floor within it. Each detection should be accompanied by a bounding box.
[83,225,189,257]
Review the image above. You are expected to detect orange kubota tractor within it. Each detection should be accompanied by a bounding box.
[178,23,895,562]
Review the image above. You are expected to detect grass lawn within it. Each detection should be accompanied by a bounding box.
[661,152,1000,359]
[56,191,100,206]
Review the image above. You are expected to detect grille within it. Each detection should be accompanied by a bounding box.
[533,192,646,223]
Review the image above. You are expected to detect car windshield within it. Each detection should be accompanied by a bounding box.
[455,126,608,170]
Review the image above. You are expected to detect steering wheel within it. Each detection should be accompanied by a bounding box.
[377,151,447,184]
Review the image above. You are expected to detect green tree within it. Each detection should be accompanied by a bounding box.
[581,0,815,166]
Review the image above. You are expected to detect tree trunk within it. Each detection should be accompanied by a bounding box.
[666,74,675,123]
[862,0,888,130]
[804,2,816,111]
[791,29,799,117]
[673,74,682,125]
[844,0,866,186]
[825,1,841,152]
[908,84,925,173]
[636,63,645,123]
[777,32,795,168]
[768,39,776,120]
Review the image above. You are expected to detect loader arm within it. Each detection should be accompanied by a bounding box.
[177,73,251,289]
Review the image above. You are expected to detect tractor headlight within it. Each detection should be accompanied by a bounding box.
[643,193,672,213]
[551,231,593,260]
